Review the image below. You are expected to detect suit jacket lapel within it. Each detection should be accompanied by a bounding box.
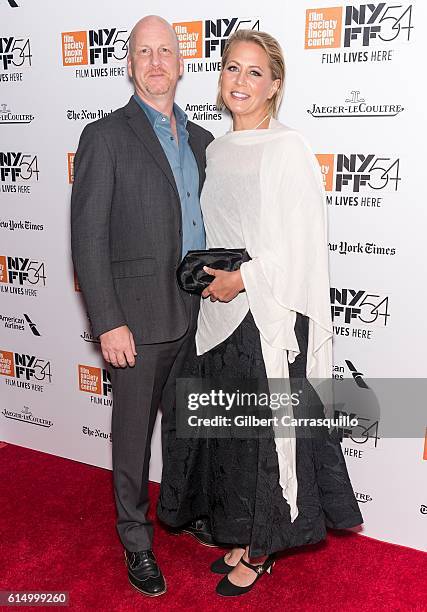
[124,97,206,201]
[124,97,180,202]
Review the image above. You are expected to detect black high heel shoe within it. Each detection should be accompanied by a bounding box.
[215,554,276,597]
[210,549,245,574]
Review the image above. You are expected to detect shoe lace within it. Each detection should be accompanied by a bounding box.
[128,550,158,575]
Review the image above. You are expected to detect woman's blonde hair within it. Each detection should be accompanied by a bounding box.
[216,30,285,118]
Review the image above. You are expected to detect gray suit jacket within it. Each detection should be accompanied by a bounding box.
[71,96,214,343]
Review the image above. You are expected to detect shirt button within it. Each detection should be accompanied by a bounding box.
[161,116,166,122]
[187,191,191,197]
[192,220,196,226]
[170,136,174,141]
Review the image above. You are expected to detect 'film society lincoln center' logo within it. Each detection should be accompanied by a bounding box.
[61,27,129,79]
[305,3,414,64]
[67,153,75,184]
[173,17,259,72]
[78,364,112,406]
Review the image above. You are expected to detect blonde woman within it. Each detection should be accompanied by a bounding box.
[158,30,362,597]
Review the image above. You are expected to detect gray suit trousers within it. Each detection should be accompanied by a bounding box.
[108,295,199,551]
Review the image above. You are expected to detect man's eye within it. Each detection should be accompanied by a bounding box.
[140,48,150,55]
[160,47,172,54]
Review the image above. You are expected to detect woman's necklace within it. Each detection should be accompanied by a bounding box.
[233,114,271,131]
[252,114,270,130]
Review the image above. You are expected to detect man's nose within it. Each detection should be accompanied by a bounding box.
[150,51,161,67]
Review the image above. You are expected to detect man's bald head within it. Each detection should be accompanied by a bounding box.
[127,15,183,109]
[129,15,180,55]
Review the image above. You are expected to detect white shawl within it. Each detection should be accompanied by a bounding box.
[239,120,333,520]
[197,119,333,521]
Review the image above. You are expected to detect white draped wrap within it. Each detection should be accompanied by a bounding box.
[196,119,333,521]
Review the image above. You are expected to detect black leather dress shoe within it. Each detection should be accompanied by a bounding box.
[125,549,166,597]
[173,518,219,547]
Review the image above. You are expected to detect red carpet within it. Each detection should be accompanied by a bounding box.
[1,443,426,611]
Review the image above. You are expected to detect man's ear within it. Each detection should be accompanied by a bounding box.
[127,55,133,80]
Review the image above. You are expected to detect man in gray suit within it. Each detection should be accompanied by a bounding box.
[71,16,214,597]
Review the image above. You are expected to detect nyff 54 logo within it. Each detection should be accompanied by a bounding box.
[0,255,46,287]
[173,18,259,59]
[0,151,39,182]
[316,153,400,192]
[61,28,129,66]
[0,349,52,382]
[331,288,390,326]
[0,36,32,70]
[305,4,413,49]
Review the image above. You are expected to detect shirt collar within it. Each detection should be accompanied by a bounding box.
[133,94,188,130]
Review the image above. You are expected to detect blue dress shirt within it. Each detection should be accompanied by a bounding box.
[134,94,205,259]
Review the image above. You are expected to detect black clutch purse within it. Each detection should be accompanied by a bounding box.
[177,248,251,294]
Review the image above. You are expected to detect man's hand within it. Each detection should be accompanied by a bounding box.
[201,267,244,303]
[99,325,137,368]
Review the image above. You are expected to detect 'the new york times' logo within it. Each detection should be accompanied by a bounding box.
[0,151,39,182]
[174,18,260,61]
[305,4,414,49]
[330,288,390,326]
[0,36,32,70]
[316,153,401,192]
[0,255,46,287]
[61,28,129,66]
[82,425,112,442]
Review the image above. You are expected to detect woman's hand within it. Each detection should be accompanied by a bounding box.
[201,267,244,302]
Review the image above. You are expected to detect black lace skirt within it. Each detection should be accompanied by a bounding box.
[157,311,363,556]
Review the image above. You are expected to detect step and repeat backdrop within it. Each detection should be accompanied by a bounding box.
[1,0,426,551]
